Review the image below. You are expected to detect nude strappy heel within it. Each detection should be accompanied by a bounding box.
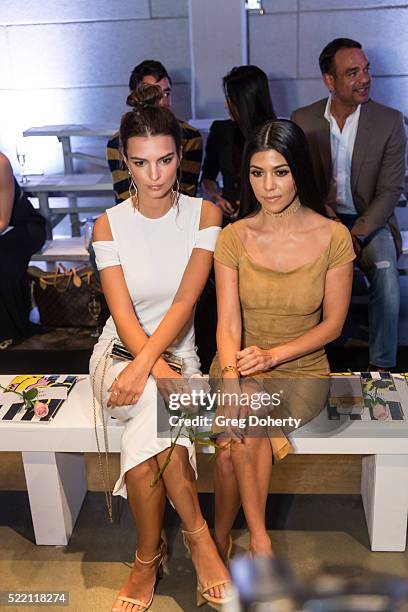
[181,521,232,608]
[112,539,166,612]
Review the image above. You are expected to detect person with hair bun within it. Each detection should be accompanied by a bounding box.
[209,119,355,561]
[107,59,202,204]
[90,84,230,611]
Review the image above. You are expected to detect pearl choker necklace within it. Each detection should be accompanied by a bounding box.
[261,197,301,218]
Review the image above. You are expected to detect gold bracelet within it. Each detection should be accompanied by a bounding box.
[221,364,239,376]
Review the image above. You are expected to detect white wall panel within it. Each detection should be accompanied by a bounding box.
[151,0,188,18]
[262,0,298,12]
[249,13,297,79]
[269,78,327,117]
[299,8,408,78]
[190,0,244,118]
[371,77,408,116]
[300,0,408,10]
[290,78,329,112]
[0,26,11,88]
[8,19,190,89]
[0,1,150,25]
[269,79,299,118]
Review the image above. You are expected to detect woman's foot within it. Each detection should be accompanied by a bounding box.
[183,522,230,602]
[249,533,273,556]
[112,543,165,612]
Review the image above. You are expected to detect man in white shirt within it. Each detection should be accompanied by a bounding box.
[292,38,406,371]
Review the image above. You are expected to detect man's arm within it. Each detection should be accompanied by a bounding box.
[351,112,406,239]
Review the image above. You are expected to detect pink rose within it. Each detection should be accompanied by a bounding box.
[34,401,49,418]
[372,402,389,421]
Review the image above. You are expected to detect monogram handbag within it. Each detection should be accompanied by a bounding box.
[28,263,109,328]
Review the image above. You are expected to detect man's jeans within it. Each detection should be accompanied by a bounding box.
[338,215,400,368]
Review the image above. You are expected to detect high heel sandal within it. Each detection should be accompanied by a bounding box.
[182,521,232,608]
[112,539,166,612]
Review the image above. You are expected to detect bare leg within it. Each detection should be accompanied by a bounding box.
[230,438,272,555]
[213,439,241,563]
[243,436,273,554]
[156,445,230,600]
[112,456,166,612]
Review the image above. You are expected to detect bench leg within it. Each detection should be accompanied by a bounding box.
[37,193,52,239]
[361,454,408,551]
[22,451,87,546]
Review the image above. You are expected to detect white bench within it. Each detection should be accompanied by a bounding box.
[22,174,114,238]
[31,238,90,263]
[23,124,117,172]
[1,375,407,551]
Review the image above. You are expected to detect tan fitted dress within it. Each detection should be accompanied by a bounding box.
[209,221,356,435]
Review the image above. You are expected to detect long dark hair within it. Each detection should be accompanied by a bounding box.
[223,65,276,138]
[223,65,276,173]
[239,119,326,218]
[119,83,182,158]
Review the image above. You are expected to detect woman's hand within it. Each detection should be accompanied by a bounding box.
[153,361,195,413]
[107,358,149,407]
[236,345,281,376]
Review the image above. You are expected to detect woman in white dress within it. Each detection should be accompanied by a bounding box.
[90,84,230,612]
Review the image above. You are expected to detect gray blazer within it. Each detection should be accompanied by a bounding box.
[291,98,406,255]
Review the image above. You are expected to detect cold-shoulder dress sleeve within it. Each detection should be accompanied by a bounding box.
[194,226,221,251]
[92,241,120,270]
[328,222,356,269]
[213,224,241,270]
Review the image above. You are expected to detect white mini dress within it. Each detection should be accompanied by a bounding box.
[89,194,220,498]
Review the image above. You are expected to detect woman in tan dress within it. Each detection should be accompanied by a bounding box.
[209,119,355,560]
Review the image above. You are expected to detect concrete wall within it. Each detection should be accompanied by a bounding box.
[1,1,407,174]
[0,0,190,173]
[249,0,408,118]
[189,0,245,119]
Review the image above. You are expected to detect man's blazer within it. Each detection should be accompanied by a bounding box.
[291,98,406,254]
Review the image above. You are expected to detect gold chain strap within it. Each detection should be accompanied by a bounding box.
[91,338,115,523]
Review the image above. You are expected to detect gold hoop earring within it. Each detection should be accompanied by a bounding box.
[128,172,139,211]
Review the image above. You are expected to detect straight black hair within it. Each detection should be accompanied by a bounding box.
[319,38,362,75]
[222,65,277,187]
[223,65,276,139]
[239,119,327,218]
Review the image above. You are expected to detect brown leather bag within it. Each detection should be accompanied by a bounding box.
[28,264,109,328]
